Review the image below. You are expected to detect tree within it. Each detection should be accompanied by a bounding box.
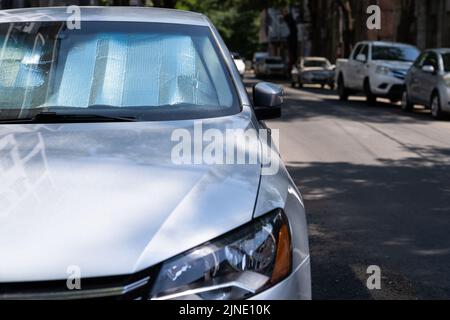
[176,0,260,59]
[335,0,354,57]
[152,0,176,7]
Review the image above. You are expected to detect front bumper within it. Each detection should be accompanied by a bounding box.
[251,255,311,300]
[370,73,405,99]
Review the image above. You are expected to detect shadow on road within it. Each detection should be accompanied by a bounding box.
[288,147,450,299]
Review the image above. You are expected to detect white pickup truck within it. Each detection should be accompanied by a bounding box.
[336,41,420,104]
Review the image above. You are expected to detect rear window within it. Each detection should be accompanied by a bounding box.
[265,58,283,64]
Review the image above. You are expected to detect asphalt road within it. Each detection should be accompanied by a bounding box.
[246,74,450,300]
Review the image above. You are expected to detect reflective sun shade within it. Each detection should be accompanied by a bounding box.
[0,22,238,119]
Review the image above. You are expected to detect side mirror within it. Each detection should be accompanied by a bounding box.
[422,65,435,73]
[356,54,367,62]
[253,82,283,120]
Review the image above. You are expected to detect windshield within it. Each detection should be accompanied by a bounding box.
[265,58,283,64]
[303,60,329,68]
[443,53,450,72]
[372,45,419,62]
[0,21,239,121]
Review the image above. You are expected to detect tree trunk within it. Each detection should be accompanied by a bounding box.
[336,0,354,57]
[283,8,298,72]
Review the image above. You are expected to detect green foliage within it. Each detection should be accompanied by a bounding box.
[100,0,294,59]
[176,0,261,59]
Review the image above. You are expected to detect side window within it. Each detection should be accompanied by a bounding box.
[414,53,428,68]
[351,44,363,60]
[360,45,369,62]
[423,52,439,71]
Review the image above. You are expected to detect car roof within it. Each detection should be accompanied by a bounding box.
[0,6,210,26]
[254,52,268,57]
[426,48,450,54]
[357,41,417,48]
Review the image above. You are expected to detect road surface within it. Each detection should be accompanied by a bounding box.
[246,75,450,300]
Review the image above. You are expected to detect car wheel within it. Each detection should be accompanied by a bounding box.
[364,79,376,105]
[291,81,297,88]
[337,76,348,101]
[431,92,444,120]
[401,90,414,112]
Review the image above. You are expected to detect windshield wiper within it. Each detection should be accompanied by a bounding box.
[0,112,137,124]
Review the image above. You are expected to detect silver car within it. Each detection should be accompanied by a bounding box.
[255,56,287,78]
[291,57,335,89]
[403,49,450,119]
[0,7,310,300]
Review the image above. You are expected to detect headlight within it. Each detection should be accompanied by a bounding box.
[150,209,291,300]
[376,66,393,76]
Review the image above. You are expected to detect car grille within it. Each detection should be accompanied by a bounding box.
[0,267,159,300]
[392,69,407,80]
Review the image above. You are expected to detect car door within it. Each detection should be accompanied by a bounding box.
[408,52,427,102]
[420,52,439,104]
[347,44,364,89]
[353,44,369,91]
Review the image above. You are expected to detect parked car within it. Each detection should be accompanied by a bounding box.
[255,56,287,78]
[0,7,311,300]
[252,51,268,71]
[231,51,246,77]
[291,57,336,89]
[336,41,420,104]
[402,49,450,119]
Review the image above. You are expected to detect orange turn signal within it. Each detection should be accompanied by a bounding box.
[270,222,292,283]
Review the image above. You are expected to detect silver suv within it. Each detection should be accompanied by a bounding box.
[403,49,450,119]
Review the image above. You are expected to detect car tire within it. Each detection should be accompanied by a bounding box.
[291,81,297,88]
[337,76,348,101]
[364,79,376,105]
[401,90,414,112]
[431,92,444,120]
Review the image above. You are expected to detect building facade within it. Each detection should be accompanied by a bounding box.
[260,0,450,64]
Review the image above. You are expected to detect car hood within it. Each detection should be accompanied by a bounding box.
[0,110,262,282]
[373,60,413,70]
[302,67,330,72]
